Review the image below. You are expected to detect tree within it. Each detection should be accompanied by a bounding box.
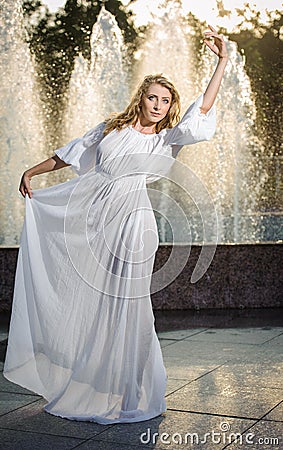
[225,6,283,211]
[23,0,138,147]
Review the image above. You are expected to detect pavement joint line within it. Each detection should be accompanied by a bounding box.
[70,439,149,450]
[159,340,178,348]
[222,416,267,449]
[71,433,157,449]
[180,328,211,337]
[70,440,96,450]
[0,426,85,440]
[69,435,119,450]
[0,425,108,440]
[220,405,283,450]
[261,418,283,422]
[166,408,261,421]
[165,380,195,398]
[256,399,283,422]
[158,328,211,343]
[184,340,267,346]
[259,338,283,345]
[0,397,42,418]
[261,332,283,345]
[79,423,119,438]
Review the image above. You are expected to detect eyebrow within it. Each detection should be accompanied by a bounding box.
[147,94,171,99]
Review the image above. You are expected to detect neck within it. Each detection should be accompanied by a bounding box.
[133,116,156,134]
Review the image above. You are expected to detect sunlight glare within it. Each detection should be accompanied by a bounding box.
[42,0,283,31]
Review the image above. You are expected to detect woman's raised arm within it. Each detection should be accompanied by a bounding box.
[200,25,228,114]
[19,155,70,198]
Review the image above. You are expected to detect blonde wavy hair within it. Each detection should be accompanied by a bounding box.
[104,74,181,135]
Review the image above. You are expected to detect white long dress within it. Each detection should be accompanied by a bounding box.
[4,95,216,424]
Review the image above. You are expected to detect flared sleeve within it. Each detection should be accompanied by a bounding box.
[54,122,105,175]
[162,94,216,157]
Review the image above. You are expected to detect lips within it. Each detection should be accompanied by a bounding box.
[151,112,160,117]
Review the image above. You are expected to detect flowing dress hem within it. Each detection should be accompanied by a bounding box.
[3,370,46,398]
[4,360,167,425]
[43,405,167,425]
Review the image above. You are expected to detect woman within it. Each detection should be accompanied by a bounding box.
[4,26,228,424]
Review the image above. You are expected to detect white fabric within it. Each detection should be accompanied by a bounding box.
[4,95,216,424]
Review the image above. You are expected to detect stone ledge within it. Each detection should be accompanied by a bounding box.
[151,244,283,309]
[0,244,282,311]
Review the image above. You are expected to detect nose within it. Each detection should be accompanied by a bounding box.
[153,99,161,110]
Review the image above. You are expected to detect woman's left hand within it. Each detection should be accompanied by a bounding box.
[204,25,228,59]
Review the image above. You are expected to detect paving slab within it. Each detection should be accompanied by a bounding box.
[262,402,283,422]
[165,379,190,396]
[0,315,282,449]
[0,392,40,416]
[0,429,84,450]
[161,339,248,364]
[157,328,209,341]
[225,419,282,449]
[207,361,283,390]
[85,409,256,449]
[74,441,148,449]
[0,398,113,439]
[183,327,283,345]
[262,332,283,348]
[158,339,176,348]
[163,357,222,380]
[166,374,282,419]
[0,373,36,395]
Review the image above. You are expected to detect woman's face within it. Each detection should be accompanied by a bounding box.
[139,83,172,125]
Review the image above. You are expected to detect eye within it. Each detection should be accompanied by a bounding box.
[148,95,155,101]
[163,99,170,104]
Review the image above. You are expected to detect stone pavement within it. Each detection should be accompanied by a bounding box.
[0,309,282,449]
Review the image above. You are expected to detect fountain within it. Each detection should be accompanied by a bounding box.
[130,2,266,243]
[63,7,129,142]
[0,0,46,245]
[0,1,282,246]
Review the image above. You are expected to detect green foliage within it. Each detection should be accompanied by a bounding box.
[22,0,138,143]
[223,6,283,210]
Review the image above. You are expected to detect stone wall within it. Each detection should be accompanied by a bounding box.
[1,244,282,312]
[152,244,283,309]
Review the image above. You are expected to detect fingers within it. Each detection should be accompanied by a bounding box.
[204,25,225,40]
[203,25,228,58]
[203,39,213,48]
[19,187,32,199]
[24,185,32,199]
[208,24,217,33]
[19,185,31,198]
[204,31,224,41]
[19,177,26,198]
[19,187,24,198]
[26,188,32,199]
[19,174,33,198]
[19,181,25,198]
